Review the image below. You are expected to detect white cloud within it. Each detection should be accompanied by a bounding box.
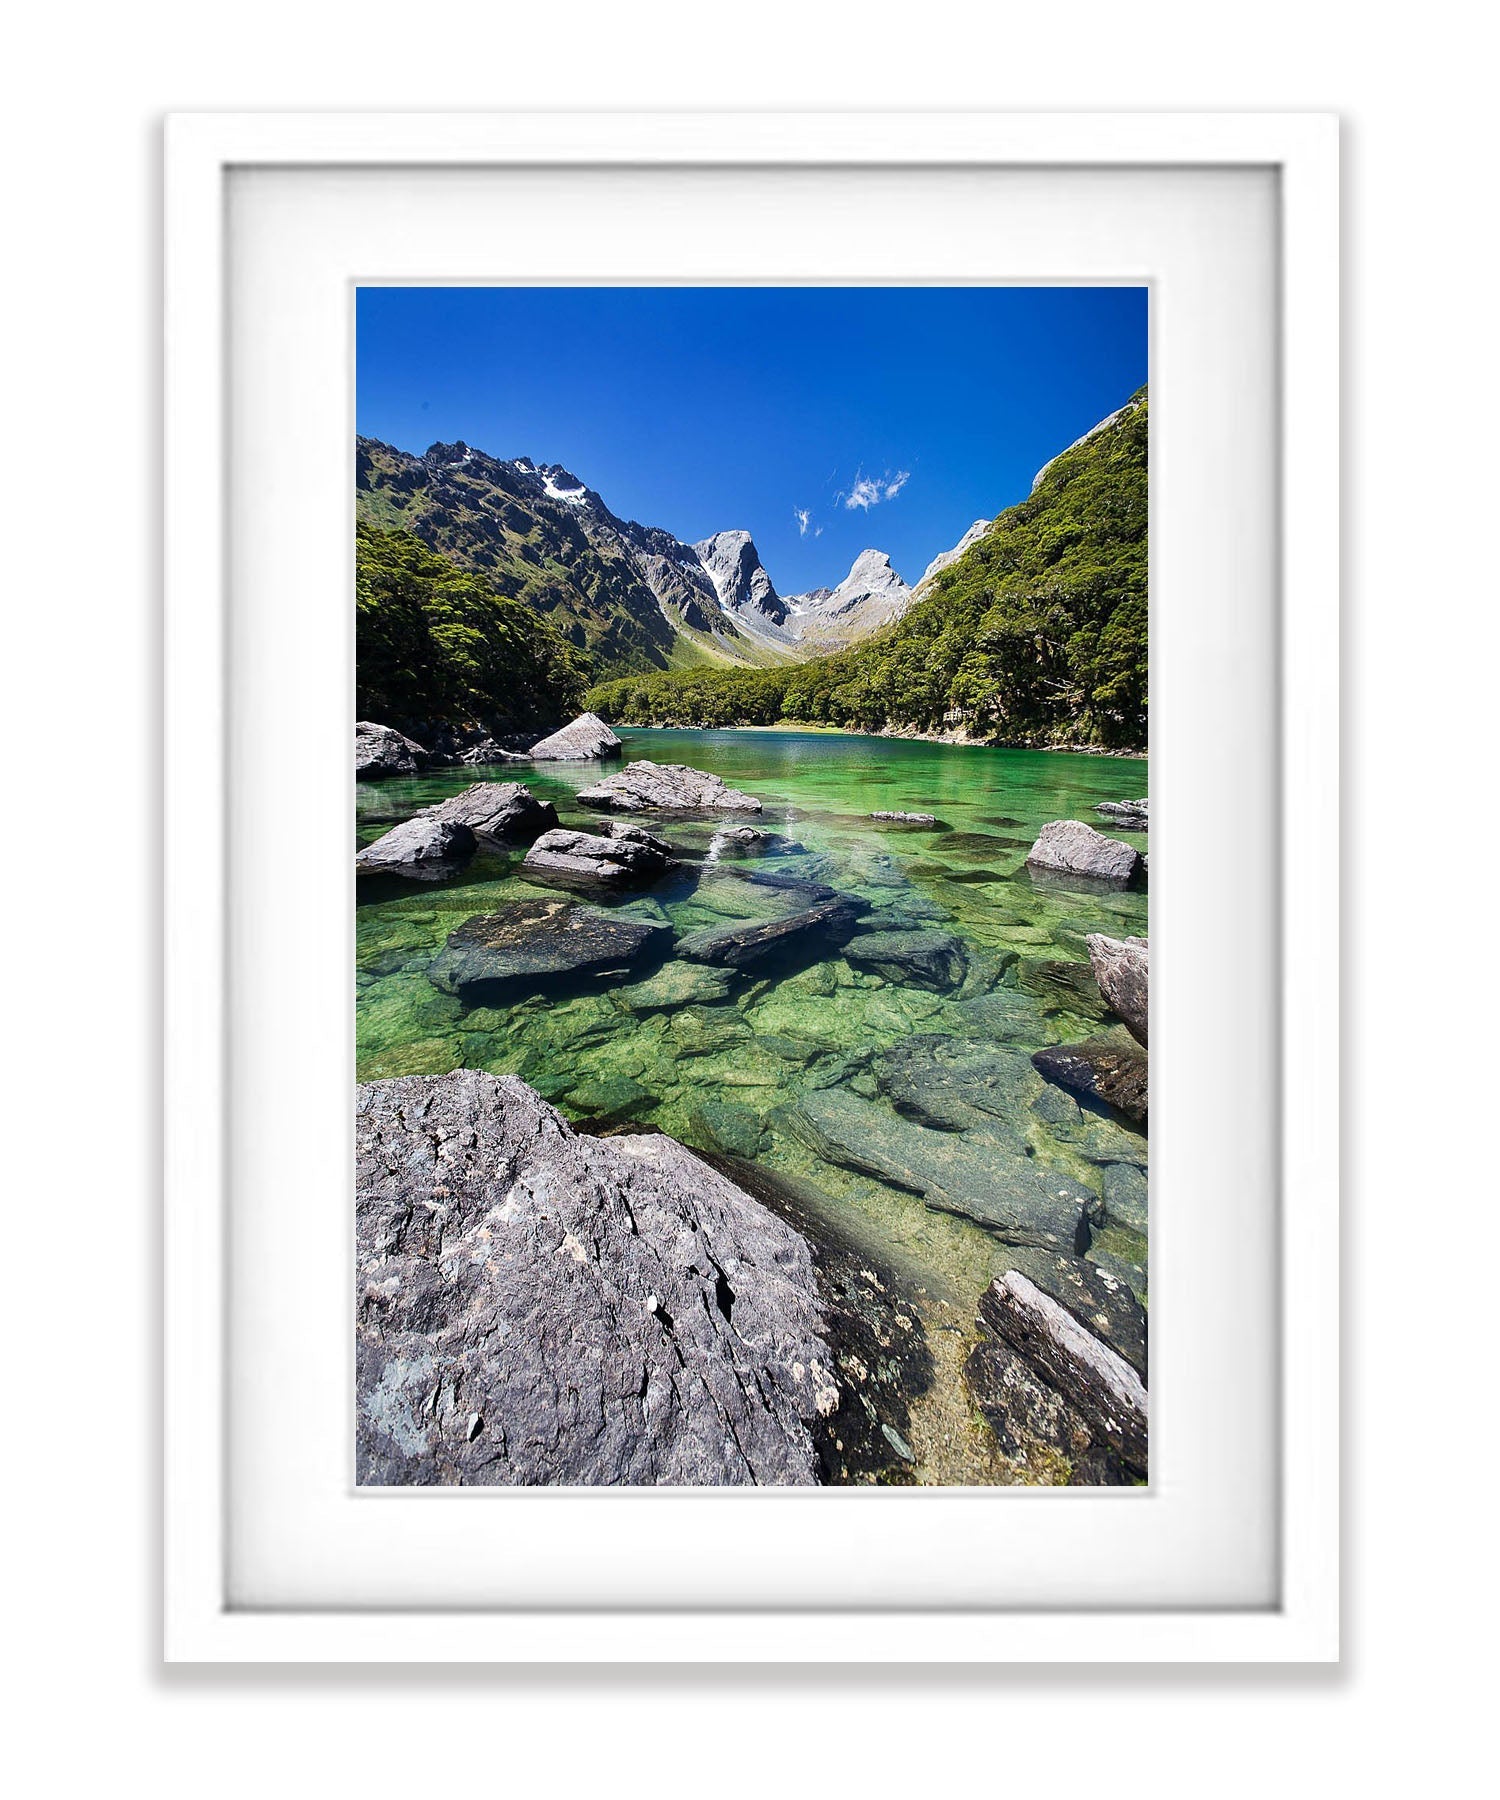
[841,467,911,511]
[793,507,823,538]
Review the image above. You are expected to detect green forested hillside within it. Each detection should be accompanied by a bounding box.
[357,437,778,675]
[586,389,1148,749]
[356,522,589,731]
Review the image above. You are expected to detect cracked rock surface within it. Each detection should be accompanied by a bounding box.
[356,1069,836,1485]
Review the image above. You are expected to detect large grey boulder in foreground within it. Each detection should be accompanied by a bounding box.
[1087,933,1149,1046]
[965,1271,1147,1483]
[428,896,672,998]
[356,1070,836,1485]
[424,780,558,843]
[1026,819,1142,886]
[355,720,427,780]
[522,823,673,886]
[356,815,475,875]
[527,712,622,761]
[577,760,763,814]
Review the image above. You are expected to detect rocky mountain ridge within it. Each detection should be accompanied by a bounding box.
[357,435,932,675]
[783,547,917,651]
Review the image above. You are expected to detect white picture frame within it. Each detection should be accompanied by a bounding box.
[164,111,1339,1664]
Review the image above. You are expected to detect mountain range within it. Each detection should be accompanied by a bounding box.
[584,387,1148,751]
[355,436,945,675]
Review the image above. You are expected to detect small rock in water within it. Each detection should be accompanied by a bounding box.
[842,928,968,993]
[688,1099,767,1160]
[427,898,671,999]
[615,961,737,1012]
[869,810,940,827]
[784,1087,1093,1251]
[677,895,865,970]
[527,712,623,761]
[564,1074,655,1123]
[1026,819,1143,887]
[577,760,763,814]
[356,815,475,876]
[1031,1034,1148,1127]
[523,825,673,886]
[356,720,427,780]
[1100,1162,1149,1236]
[423,780,558,843]
[1086,933,1148,1046]
[1095,798,1148,826]
[995,1245,1148,1379]
[968,1271,1147,1481]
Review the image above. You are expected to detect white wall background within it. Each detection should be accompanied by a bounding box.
[2,1,1487,1790]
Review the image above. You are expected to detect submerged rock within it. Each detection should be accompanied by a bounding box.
[1087,933,1149,1046]
[562,1073,655,1123]
[1100,1162,1150,1236]
[966,1271,1147,1482]
[687,1099,768,1160]
[457,737,532,766]
[1032,1033,1149,1126]
[527,712,622,761]
[427,897,671,999]
[424,780,558,843]
[874,1035,1040,1135]
[356,720,427,780]
[523,824,673,887]
[782,1088,1094,1251]
[356,1070,835,1485]
[577,760,763,814]
[356,815,475,875]
[842,928,968,993]
[868,810,940,826]
[1095,798,1148,826]
[1026,819,1143,886]
[677,895,865,971]
[1016,957,1111,1022]
[944,986,1049,1045]
[614,961,738,1012]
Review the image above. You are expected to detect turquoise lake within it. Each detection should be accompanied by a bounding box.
[356,727,1149,1483]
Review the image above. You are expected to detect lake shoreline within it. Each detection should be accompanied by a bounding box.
[607,719,1149,759]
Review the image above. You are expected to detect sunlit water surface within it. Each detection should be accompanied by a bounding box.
[356,728,1149,1483]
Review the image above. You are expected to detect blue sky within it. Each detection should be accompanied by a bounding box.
[357,286,1146,594]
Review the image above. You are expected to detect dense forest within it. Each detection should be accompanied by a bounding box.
[585,388,1148,750]
[356,522,590,732]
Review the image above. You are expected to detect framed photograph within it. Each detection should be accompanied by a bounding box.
[164,111,1338,1662]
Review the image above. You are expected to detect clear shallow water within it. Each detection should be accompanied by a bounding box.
[356,728,1148,1482]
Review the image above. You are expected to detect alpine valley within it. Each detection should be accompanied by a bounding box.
[356,386,1146,752]
[357,435,919,675]
[354,377,1150,1493]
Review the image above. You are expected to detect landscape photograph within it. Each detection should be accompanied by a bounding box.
[354,285,1149,1487]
